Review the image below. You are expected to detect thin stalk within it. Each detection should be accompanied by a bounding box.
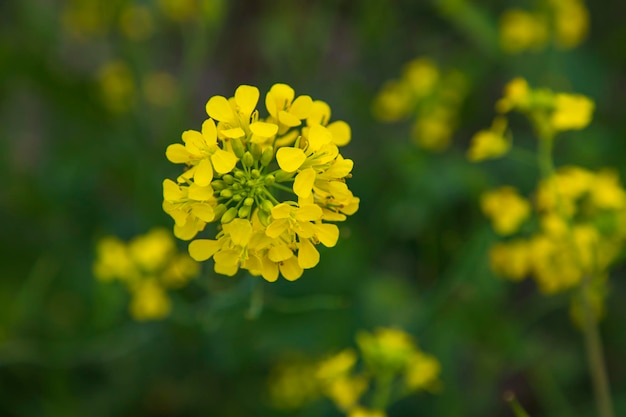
[580,280,614,417]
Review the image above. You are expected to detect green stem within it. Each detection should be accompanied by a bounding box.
[370,371,393,411]
[270,183,296,194]
[580,279,614,417]
[504,391,531,417]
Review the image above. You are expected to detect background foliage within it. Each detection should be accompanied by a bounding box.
[1,0,625,416]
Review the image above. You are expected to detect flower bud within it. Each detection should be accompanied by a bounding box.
[250,143,262,160]
[264,175,275,186]
[213,204,227,219]
[261,146,274,166]
[275,170,294,182]
[221,207,238,224]
[230,137,245,158]
[242,151,254,168]
[261,200,274,213]
[211,180,226,191]
[244,197,255,206]
[222,174,234,184]
[251,169,261,179]
[234,170,246,180]
[238,205,251,218]
[219,189,233,198]
[257,209,271,226]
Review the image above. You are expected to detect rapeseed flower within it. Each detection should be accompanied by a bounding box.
[93,228,198,320]
[498,0,589,53]
[164,84,358,281]
[481,187,531,236]
[373,58,468,151]
[487,167,626,297]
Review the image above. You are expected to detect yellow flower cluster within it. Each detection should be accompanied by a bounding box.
[485,167,626,295]
[499,0,589,53]
[163,84,358,282]
[468,77,594,161]
[373,57,468,151]
[268,328,439,416]
[62,0,225,41]
[98,60,178,113]
[93,228,198,320]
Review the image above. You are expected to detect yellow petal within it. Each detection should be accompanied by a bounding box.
[205,96,234,123]
[260,256,279,282]
[315,223,339,247]
[307,100,331,126]
[276,147,306,172]
[201,118,218,146]
[307,124,332,150]
[297,239,319,269]
[193,158,213,186]
[211,149,238,174]
[222,127,245,138]
[295,203,323,222]
[174,218,203,240]
[250,121,278,137]
[191,203,215,222]
[224,218,253,246]
[214,249,240,267]
[266,83,294,118]
[279,256,303,281]
[188,182,213,201]
[271,203,293,219]
[327,120,351,146]
[293,168,316,199]
[290,95,313,119]
[234,85,259,117]
[163,179,184,201]
[165,143,189,163]
[278,110,301,127]
[266,218,289,238]
[188,239,220,261]
[325,156,353,178]
[182,130,204,154]
[268,244,293,262]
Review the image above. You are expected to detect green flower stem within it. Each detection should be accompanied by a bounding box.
[262,188,280,205]
[504,391,531,417]
[245,278,264,320]
[371,371,393,411]
[580,278,615,417]
[270,183,296,194]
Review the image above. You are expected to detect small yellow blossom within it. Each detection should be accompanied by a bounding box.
[499,9,549,53]
[481,187,531,235]
[268,361,321,410]
[98,60,135,113]
[373,57,468,151]
[467,117,510,162]
[551,93,595,131]
[551,0,589,49]
[495,78,530,114]
[93,228,198,320]
[489,240,530,281]
[405,351,441,392]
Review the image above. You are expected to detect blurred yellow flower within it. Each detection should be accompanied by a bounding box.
[119,4,155,41]
[551,93,595,131]
[98,60,136,113]
[467,117,510,162]
[348,407,387,417]
[489,240,530,281]
[499,9,549,53]
[93,228,198,320]
[481,187,531,235]
[551,0,589,49]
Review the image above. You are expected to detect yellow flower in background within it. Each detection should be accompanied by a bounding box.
[98,60,136,113]
[467,116,510,162]
[495,78,529,114]
[93,228,198,320]
[373,57,468,151]
[551,93,595,131]
[405,351,441,392]
[489,239,530,281]
[499,9,549,53]
[481,187,531,235]
[164,84,358,281]
[143,72,178,107]
[487,167,626,298]
[551,0,589,49]
[498,0,589,53]
[119,4,155,41]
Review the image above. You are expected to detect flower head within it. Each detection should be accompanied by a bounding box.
[164,84,358,281]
